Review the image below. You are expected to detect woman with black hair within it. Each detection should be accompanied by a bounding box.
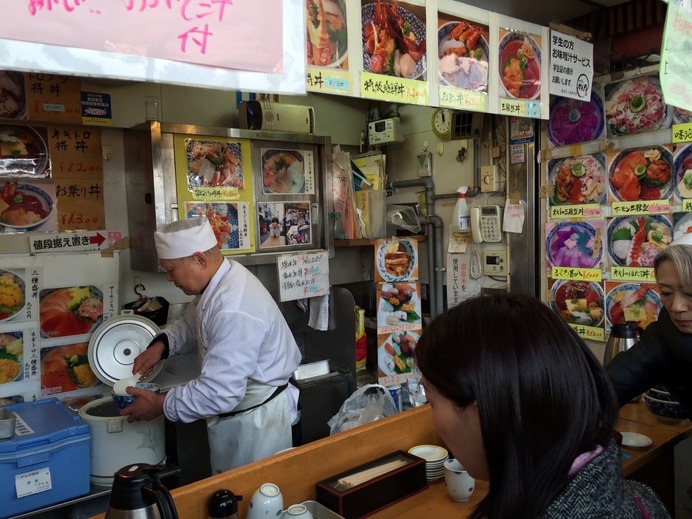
[415,293,669,519]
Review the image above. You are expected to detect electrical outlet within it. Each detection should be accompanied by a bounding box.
[481,165,500,192]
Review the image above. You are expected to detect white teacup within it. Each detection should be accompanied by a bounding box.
[443,458,476,502]
[285,503,313,519]
[247,483,283,519]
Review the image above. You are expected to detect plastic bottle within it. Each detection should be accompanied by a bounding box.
[452,186,470,232]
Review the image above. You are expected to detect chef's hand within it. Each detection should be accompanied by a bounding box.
[120,387,165,423]
[133,341,164,379]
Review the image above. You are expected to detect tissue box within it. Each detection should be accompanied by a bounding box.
[316,451,427,518]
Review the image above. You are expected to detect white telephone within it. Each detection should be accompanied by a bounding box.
[471,205,502,243]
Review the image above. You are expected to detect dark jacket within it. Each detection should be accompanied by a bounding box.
[606,308,692,418]
[541,442,670,518]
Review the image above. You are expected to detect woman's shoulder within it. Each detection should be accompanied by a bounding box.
[623,480,671,519]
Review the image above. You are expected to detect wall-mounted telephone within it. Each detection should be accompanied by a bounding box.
[471,205,502,243]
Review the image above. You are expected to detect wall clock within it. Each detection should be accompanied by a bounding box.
[431,108,452,140]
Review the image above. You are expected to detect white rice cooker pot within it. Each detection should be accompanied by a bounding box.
[80,312,166,486]
[78,398,166,486]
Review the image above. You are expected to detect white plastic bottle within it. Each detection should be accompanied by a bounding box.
[453,185,470,232]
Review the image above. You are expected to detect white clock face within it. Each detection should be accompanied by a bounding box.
[433,109,451,137]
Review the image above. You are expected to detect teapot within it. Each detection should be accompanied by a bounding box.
[603,323,640,366]
[105,463,179,519]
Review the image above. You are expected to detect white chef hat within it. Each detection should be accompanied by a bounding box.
[670,233,692,247]
[154,216,218,259]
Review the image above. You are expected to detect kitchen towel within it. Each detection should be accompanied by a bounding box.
[309,294,330,331]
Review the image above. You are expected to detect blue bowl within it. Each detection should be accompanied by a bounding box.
[111,382,161,409]
[643,392,687,422]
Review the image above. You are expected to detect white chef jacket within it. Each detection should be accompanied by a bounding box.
[160,259,301,471]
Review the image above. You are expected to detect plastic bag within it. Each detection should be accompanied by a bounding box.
[328,384,399,435]
[387,205,421,234]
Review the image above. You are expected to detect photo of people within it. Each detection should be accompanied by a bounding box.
[258,202,311,249]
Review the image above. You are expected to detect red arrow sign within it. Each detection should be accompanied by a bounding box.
[89,232,106,247]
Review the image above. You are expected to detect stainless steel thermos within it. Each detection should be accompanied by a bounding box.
[603,322,639,366]
[105,464,179,519]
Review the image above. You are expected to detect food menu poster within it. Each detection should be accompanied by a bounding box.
[373,237,421,386]
[0,252,119,405]
[174,135,255,255]
[437,6,490,112]
[0,71,82,124]
[305,0,355,95]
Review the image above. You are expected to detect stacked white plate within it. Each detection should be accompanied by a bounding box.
[408,444,449,482]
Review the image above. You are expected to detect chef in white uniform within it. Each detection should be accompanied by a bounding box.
[122,216,302,473]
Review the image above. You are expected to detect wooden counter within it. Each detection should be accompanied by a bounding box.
[91,401,691,519]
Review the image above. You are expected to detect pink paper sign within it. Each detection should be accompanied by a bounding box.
[0,0,283,74]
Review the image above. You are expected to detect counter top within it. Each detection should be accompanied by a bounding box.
[90,401,691,519]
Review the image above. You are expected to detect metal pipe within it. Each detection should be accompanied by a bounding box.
[387,177,444,318]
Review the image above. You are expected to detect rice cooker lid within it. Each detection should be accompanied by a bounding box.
[88,312,164,386]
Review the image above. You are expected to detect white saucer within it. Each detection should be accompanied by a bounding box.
[408,444,448,462]
[621,432,653,448]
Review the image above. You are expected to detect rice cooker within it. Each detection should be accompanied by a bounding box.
[79,312,167,486]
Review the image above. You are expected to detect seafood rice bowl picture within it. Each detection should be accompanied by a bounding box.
[0,71,25,119]
[551,280,605,327]
[0,125,49,176]
[362,1,427,80]
[0,332,23,384]
[673,143,692,199]
[0,180,55,231]
[0,269,24,322]
[437,21,488,92]
[499,31,541,100]
[606,282,662,329]
[549,153,606,206]
[306,0,348,68]
[546,221,602,269]
[40,286,104,338]
[607,215,672,268]
[547,92,605,147]
[604,75,671,137]
[609,146,673,202]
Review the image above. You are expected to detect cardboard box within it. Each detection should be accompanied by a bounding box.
[316,451,427,518]
[0,399,90,518]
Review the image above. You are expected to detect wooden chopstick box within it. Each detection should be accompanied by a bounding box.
[316,451,427,518]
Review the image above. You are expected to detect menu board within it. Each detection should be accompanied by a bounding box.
[174,135,255,255]
[277,250,330,302]
[542,65,684,342]
[0,252,119,406]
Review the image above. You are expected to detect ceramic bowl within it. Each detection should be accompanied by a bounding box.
[643,392,687,422]
[646,386,675,402]
[111,382,161,409]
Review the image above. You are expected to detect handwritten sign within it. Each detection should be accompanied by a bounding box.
[1,0,281,74]
[306,68,352,95]
[611,199,670,216]
[549,30,594,100]
[569,323,605,342]
[25,73,82,123]
[439,87,487,112]
[277,251,330,302]
[550,204,602,219]
[0,0,305,95]
[673,122,692,143]
[552,267,602,282]
[611,266,656,282]
[360,72,430,105]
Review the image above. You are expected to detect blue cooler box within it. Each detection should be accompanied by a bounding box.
[0,398,90,518]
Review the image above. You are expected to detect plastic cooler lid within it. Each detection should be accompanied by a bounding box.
[0,398,89,453]
[87,312,164,386]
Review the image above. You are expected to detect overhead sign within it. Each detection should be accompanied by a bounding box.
[660,0,692,111]
[30,231,108,253]
[549,30,594,100]
[0,0,305,95]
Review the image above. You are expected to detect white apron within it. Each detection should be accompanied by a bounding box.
[197,332,292,474]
